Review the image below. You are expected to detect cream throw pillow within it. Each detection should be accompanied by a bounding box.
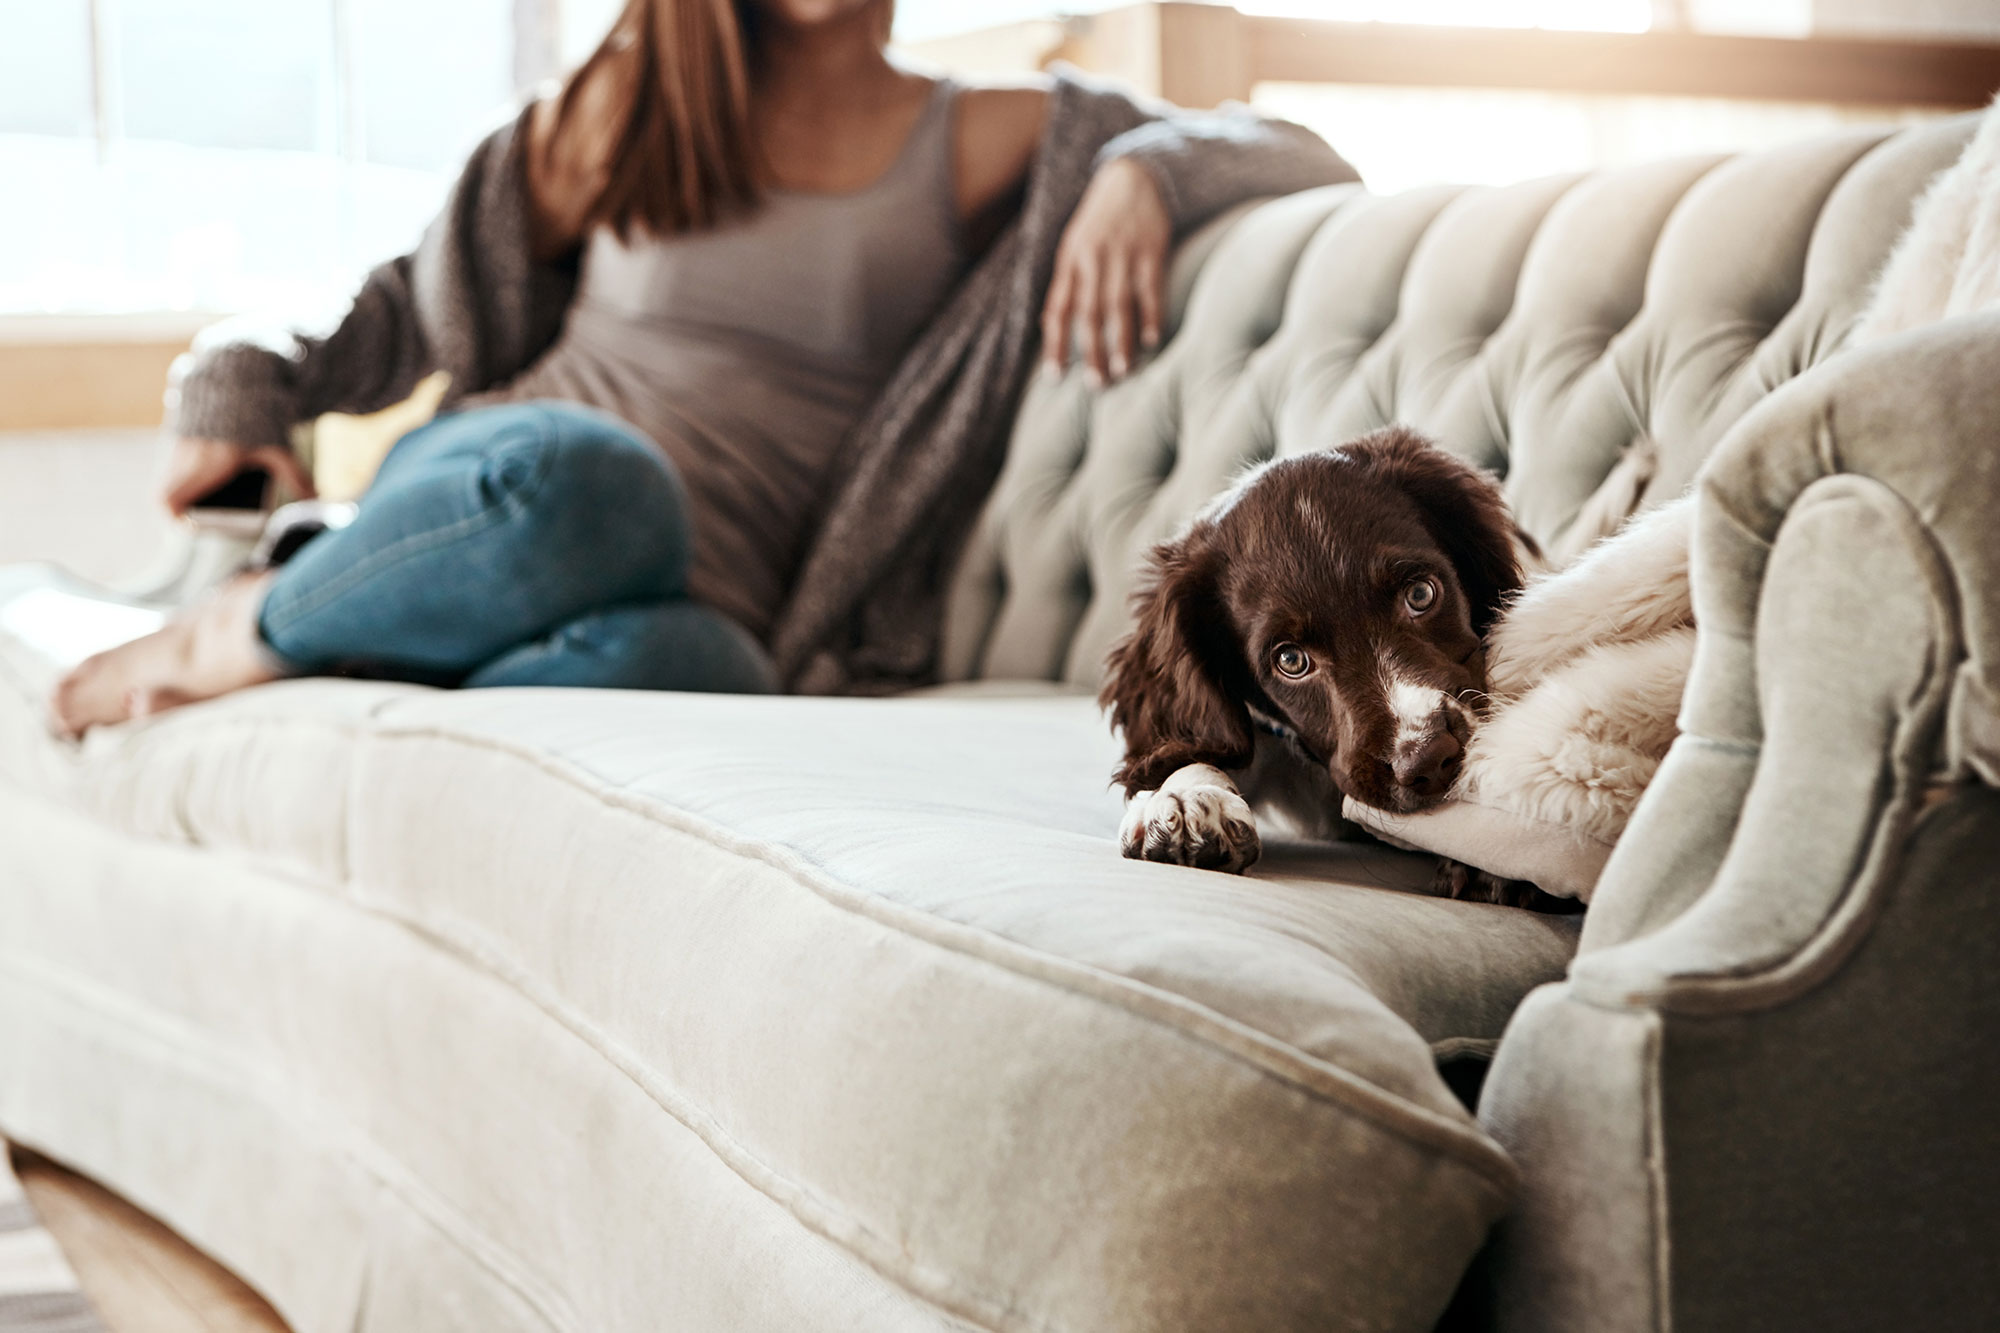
[305,371,451,502]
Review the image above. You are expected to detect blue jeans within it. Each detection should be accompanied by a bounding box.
[258,402,776,693]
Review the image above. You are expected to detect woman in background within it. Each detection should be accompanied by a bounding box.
[53,0,1354,734]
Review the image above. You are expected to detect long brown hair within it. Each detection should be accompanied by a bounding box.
[539,0,894,242]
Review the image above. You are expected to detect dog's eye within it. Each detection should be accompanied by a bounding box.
[1404,579,1438,614]
[1272,643,1312,678]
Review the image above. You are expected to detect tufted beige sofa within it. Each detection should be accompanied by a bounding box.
[5,110,2000,1332]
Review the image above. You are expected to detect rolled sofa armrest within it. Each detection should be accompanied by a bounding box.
[1474,311,2000,1333]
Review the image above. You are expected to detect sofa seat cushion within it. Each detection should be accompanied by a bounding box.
[1,632,1579,1330]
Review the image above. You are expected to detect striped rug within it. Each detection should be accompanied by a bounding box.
[0,1149,105,1333]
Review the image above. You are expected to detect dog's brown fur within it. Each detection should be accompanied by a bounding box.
[1104,428,1518,803]
[1102,428,1572,910]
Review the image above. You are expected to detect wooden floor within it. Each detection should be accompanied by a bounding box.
[8,1147,291,1333]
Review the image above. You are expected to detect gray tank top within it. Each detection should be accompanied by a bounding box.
[492,78,967,638]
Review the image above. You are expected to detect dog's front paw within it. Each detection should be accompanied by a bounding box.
[1120,784,1261,873]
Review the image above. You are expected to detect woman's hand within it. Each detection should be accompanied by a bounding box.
[163,436,315,517]
[1041,157,1172,386]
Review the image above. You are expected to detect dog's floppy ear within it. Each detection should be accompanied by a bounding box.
[1100,527,1255,794]
[1355,427,1523,635]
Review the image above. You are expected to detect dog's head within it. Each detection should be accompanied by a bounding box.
[1102,427,1521,813]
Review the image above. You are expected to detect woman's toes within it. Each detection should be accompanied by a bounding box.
[48,648,148,736]
[50,661,111,736]
[128,686,194,719]
[48,679,82,738]
[42,578,279,737]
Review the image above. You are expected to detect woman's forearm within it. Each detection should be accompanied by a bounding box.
[170,254,432,449]
[1098,104,1360,235]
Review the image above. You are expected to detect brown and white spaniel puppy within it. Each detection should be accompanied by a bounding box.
[1100,426,1551,906]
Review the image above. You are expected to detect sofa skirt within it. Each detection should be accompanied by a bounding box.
[0,794,981,1333]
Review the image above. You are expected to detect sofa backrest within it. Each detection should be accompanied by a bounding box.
[943,114,1976,688]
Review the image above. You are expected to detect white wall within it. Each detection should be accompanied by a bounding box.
[0,431,173,587]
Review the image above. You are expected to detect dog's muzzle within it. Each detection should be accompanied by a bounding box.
[1386,695,1472,812]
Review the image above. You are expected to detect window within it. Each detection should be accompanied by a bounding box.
[900,1,1971,195]
[7,1,1983,318]
[0,2,94,139]
[0,0,539,318]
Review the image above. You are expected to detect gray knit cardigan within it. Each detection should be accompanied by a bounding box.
[170,68,1358,693]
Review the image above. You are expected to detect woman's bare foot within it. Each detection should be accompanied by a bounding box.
[50,574,282,737]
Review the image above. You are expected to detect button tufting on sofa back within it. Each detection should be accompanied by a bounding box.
[941,114,1978,691]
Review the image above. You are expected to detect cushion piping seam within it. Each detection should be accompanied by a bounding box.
[361,719,1515,1183]
[7,698,1520,1332]
[326,884,1044,1333]
[4,691,1517,1179]
[338,751,1515,1332]
[2,861,1006,1333]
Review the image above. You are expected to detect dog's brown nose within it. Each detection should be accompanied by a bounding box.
[1393,730,1463,798]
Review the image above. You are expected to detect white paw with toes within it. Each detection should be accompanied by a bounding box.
[1120,772,1261,873]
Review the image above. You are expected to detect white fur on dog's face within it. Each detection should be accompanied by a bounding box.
[1372,664,1474,811]
[1386,675,1447,748]
[1101,429,1520,815]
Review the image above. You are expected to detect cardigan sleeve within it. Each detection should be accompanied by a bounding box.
[1097,102,1361,235]
[168,104,578,449]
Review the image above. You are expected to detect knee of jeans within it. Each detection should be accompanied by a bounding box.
[481,406,673,503]
[485,405,690,573]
